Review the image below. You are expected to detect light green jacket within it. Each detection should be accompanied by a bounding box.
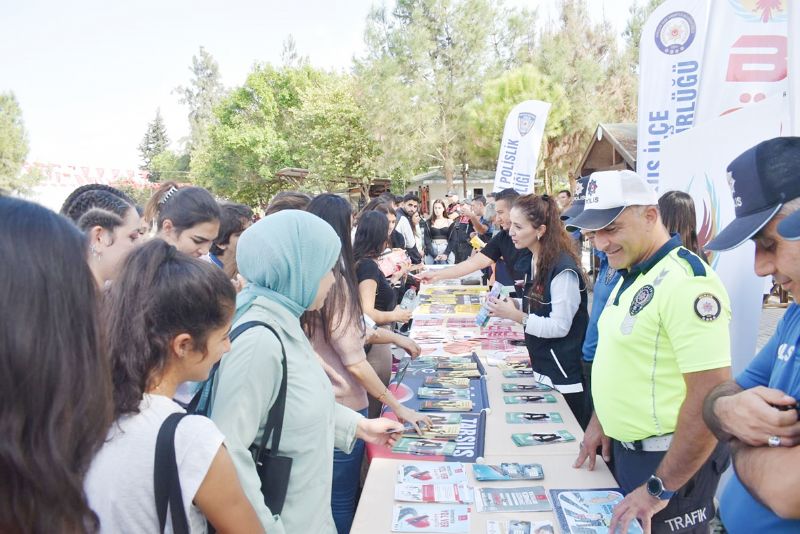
[210,296,363,533]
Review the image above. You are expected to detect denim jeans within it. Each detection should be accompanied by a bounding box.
[331,408,368,534]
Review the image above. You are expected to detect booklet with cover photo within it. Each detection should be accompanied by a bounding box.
[391,504,471,533]
[505,412,563,424]
[475,486,552,513]
[511,430,576,447]
[472,462,544,481]
[550,489,644,534]
[396,462,467,484]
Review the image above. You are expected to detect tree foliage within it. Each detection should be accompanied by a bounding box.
[0,92,35,193]
[138,109,170,181]
[174,47,225,152]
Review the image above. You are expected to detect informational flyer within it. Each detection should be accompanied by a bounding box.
[550,489,644,534]
[475,486,551,513]
[391,504,471,533]
[472,463,544,482]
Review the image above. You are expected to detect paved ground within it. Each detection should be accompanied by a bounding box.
[757,306,788,351]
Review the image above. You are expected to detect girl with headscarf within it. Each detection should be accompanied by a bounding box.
[209,210,403,534]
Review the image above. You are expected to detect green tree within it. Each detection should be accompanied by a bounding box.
[355,0,537,188]
[150,150,190,182]
[293,74,380,194]
[530,0,637,183]
[464,65,570,172]
[0,92,36,193]
[623,0,666,67]
[138,109,170,182]
[190,63,322,205]
[174,47,225,152]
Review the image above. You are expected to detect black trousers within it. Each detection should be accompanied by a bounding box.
[612,441,730,534]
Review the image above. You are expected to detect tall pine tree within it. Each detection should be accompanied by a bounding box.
[138,109,170,182]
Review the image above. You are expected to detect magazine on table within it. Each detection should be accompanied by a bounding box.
[393,437,458,455]
[395,482,474,504]
[550,489,644,534]
[424,376,471,389]
[475,486,552,513]
[436,369,482,379]
[472,462,544,481]
[505,412,563,424]
[511,430,576,447]
[502,383,553,392]
[502,369,535,378]
[396,462,468,484]
[503,394,557,404]
[391,504,471,533]
[417,386,472,400]
[419,399,474,412]
[486,519,555,534]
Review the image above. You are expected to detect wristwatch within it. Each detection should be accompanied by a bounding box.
[646,475,676,500]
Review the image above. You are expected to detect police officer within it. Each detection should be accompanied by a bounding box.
[570,170,732,533]
[702,137,800,532]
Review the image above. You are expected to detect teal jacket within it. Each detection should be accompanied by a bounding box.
[210,296,363,533]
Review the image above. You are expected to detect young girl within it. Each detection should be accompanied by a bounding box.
[85,239,262,533]
[487,194,589,426]
[428,199,454,264]
[61,184,143,286]
[144,181,221,258]
[0,197,113,533]
[304,195,429,534]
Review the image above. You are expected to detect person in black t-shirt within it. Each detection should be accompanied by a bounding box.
[418,188,524,285]
[354,211,414,417]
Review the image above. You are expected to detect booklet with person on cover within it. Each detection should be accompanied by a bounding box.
[550,489,644,534]
[395,482,474,504]
[503,394,557,404]
[475,486,551,513]
[511,430,576,447]
[472,463,544,481]
[396,462,467,484]
[505,412,563,424]
[391,504,471,533]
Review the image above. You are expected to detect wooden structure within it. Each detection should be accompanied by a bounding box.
[575,123,637,178]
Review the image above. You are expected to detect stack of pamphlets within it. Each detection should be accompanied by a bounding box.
[391,463,472,533]
[505,412,563,424]
[511,430,576,447]
[472,462,544,482]
[475,486,552,513]
[550,489,644,533]
[503,394,558,404]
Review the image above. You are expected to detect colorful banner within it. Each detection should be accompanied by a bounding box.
[636,0,709,192]
[695,0,788,123]
[492,100,550,195]
[789,1,799,134]
[659,94,791,375]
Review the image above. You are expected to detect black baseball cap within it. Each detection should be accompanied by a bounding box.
[561,176,590,221]
[706,137,800,251]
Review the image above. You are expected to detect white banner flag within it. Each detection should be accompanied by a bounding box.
[695,0,788,123]
[636,0,709,192]
[660,94,791,375]
[493,100,550,195]
[789,1,799,134]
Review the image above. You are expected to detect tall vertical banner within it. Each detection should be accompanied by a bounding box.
[660,95,791,375]
[789,1,799,134]
[636,0,709,192]
[695,0,789,123]
[493,100,550,195]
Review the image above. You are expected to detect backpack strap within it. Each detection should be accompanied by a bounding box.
[154,412,190,534]
[188,320,273,415]
[252,323,288,459]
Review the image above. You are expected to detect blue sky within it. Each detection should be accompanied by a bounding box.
[0,0,635,169]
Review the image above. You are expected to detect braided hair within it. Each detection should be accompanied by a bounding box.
[61,185,137,238]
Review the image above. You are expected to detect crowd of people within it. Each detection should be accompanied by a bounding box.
[1,136,799,534]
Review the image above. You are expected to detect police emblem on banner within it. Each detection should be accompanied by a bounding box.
[694,293,721,321]
[517,112,536,136]
[654,11,696,55]
[629,285,655,316]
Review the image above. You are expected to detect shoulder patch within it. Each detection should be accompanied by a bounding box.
[694,293,721,321]
[629,285,655,315]
[677,248,707,277]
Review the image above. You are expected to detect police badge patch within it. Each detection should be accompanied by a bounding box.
[604,267,617,285]
[629,285,655,315]
[694,293,721,321]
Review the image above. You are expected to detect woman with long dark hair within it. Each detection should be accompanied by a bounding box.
[0,196,113,533]
[144,181,221,258]
[84,239,261,532]
[428,198,454,264]
[303,195,430,534]
[61,184,143,287]
[354,211,415,418]
[658,190,708,261]
[487,194,589,426]
[209,210,402,533]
